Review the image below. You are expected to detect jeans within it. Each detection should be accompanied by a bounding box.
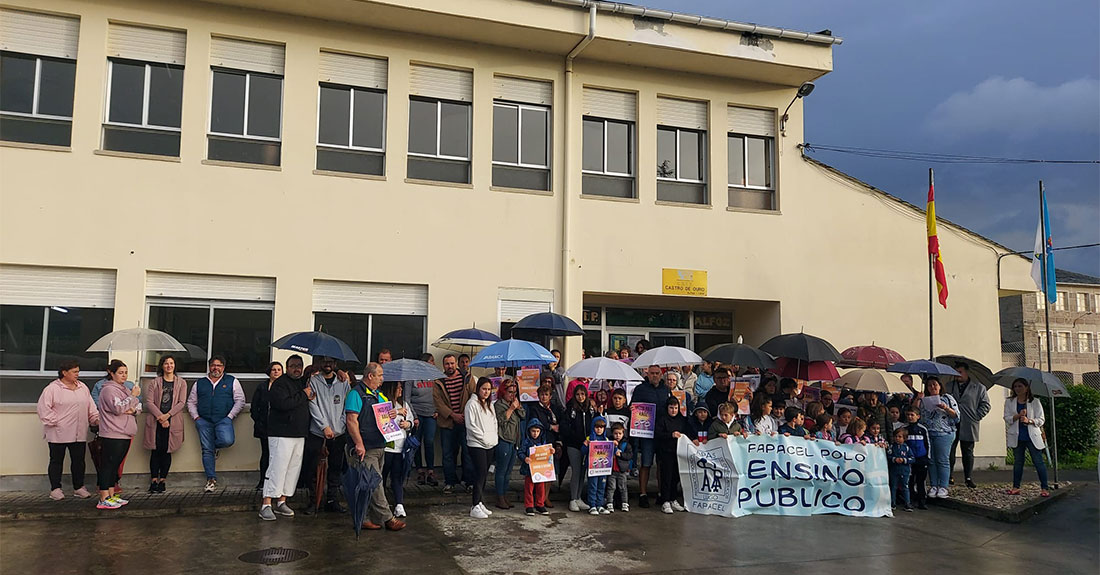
[415,416,437,474]
[606,471,629,507]
[909,461,928,504]
[302,434,347,503]
[1012,439,1049,489]
[47,442,86,490]
[494,440,518,496]
[566,446,586,501]
[149,425,172,479]
[927,431,955,489]
[950,437,976,480]
[889,465,911,507]
[586,476,608,509]
[469,446,492,507]
[195,417,235,480]
[97,437,130,491]
[382,451,407,504]
[440,425,474,486]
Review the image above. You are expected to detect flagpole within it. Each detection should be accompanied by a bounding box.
[1039,180,1059,487]
[928,168,935,358]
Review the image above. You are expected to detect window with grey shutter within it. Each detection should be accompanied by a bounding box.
[727,105,777,211]
[406,63,472,184]
[0,8,79,146]
[492,76,551,191]
[581,88,636,199]
[316,51,388,176]
[656,97,708,204]
[207,36,284,166]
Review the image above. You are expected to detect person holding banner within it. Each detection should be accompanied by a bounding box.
[919,377,960,499]
[654,396,689,514]
[520,417,554,515]
[493,378,526,510]
[379,381,416,519]
[584,416,613,514]
[465,377,499,519]
[563,385,595,512]
[746,395,778,435]
[345,363,406,531]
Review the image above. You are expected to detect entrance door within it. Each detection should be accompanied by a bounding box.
[650,332,688,348]
[608,330,647,356]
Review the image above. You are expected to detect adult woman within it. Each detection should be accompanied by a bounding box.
[919,376,959,499]
[37,360,99,500]
[96,360,142,509]
[143,356,188,493]
[663,371,691,412]
[562,385,594,512]
[380,380,416,518]
[1004,378,1049,496]
[251,361,282,491]
[465,377,498,519]
[493,378,526,509]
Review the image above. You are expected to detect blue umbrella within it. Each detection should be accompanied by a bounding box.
[342,444,383,540]
[381,358,445,382]
[432,328,501,354]
[511,312,585,337]
[270,331,360,363]
[400,434,421,485]
[886,359,959,378]
[470,338,557,368]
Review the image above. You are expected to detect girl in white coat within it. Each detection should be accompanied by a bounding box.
[1003,378,1049,496]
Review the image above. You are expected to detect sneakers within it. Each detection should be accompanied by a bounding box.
[670,501,686,512]
[661,502,673,514]
[156,482,166,494]
[904,506,914,512]
[425,474,439,487]
[471,505,489,519]
[258,505,277,521]
[569,500,580,512]
[49,488,64,501]
[149,482,158,494]
[638,494,650,508]
[965,478,977,489]
[588,507,600,515]
[109,495,129,506]
[477,502,493,516]
[274,501,294,516]
[204,479,217,493]
[526,507,537,516]
[535,506,549,515]
[394,504,407,518]
[97,498,123,510]
[73,487,92,499]
[939,487,950,498]
[442,484,455,495]
[621,502,630,512]
[576,499,590,511]
[599,506,611,515]
[606,505,615,513]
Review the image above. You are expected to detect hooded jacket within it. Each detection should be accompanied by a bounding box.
[587,415,609,442]
[612,435,634,472]
[688,407,712,440]
[654,410,689,455]
[708,417,743,438]
[528,401,560,444]
[519,417,548,476]
[561,400,595,449]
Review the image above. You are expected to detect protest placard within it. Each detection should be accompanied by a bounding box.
[529,444,556,483]
[671,388,686,407]
[629,403,655,438]
[372,401,404,442]
[729,380,752,415]
[587,440,614,477]
[516,368,540,402]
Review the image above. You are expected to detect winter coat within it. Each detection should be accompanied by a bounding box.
[944,379,991,442]
[561,401,595,449]
[904,422,931,462]
[612,437,634,472]
[654,412,689,454]
[1003,396,1046,449]
[519,417,549,476]
[494,397,527,445]
[251,379,274,438]
[688,414,712,440]
[631,380,671,412]
[886,442,915,466]
[708,418,743,438]
[142,376,188,453]
[266,374,311,438]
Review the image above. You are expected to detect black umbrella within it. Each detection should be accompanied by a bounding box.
[700,343,775,370]
[342,444,382,540]
[510,312,585,337]
[400,434,422,485]
[759,332,843,363]
[934,355,996,389]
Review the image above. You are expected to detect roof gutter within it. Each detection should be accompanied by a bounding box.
[547,0,842,45]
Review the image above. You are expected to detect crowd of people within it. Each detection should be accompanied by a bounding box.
[35,342,1052,525]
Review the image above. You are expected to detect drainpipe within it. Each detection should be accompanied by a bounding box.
[561,3,595,329]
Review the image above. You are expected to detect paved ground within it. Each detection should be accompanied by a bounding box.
[1,480,1096,574]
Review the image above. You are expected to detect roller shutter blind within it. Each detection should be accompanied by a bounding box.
[146,272,275,301]
[313,280,427,315]
[210,36,284,75]
[409,64,472,102]
[583,87,635,121]
[499,300,552,323]
[0,265,115,308]
[493,76,551,105]
[727,106,776,137]
[657,97,707,130]
[0,8,80,59]
[319,50,387,89]
[107,22,186,65]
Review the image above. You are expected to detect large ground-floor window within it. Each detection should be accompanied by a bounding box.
[581,305,733,359]
[146,300,273,376]
[0,305,113,372]
[314,312,425,364]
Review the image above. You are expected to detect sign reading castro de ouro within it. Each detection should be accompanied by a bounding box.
[661,268,707,296]
[677,435,892,518]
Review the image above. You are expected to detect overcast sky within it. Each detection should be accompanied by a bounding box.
[642,0,1100,276]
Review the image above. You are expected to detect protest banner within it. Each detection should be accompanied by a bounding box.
[516,368,540,402]
[372,402,404,442]
[587,440,614,477]
[802,386,822,403]
[629,403,655,438]
[529,444,556,483]
[677,434,891,518]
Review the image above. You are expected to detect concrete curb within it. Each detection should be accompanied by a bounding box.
[929,482,1083,523]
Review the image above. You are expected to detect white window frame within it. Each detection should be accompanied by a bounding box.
[0,53,74,122]
[1075,292,1087,313]
[0,305,113,377]
[206,68,283,144]
[1055,331,1071,352]
[407,97,471,162]
[1054,291,1067,311]
[1036,292,1046,310]
[656,125,706,184]
[103,59,183,135]
[727,132,775,192]
[581,116,635,178]
[315,83,387,154]
[1075,332,1093,353]
[144,298,273,378]
[491,101,550,170]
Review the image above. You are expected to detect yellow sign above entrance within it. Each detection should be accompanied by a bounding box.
[662,268,707,297]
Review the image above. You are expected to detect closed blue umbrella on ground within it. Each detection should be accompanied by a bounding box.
[381,358,444,382]
[270,331,360,363]
[470,339,557,368]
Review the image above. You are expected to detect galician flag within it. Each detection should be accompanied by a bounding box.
[1031,189,1056,302]
[926,177,948,308]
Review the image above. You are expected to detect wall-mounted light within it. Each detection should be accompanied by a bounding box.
[780,81,815,137]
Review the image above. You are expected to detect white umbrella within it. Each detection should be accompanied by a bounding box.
[631,346,702,368]
[835,369,911,394]
[565,357,644,381]
[86,328,186,353]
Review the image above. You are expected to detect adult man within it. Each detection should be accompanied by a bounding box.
[409,355,440,486]
[302,356,350,514]
[187,355,245,492]
[630,365,670,508]
[434,354,472,493]
[420,353,435,366]
[376,349,392,365]
[345,362,405,531]
[259,355,313,521]
[457,354,471,376]
[943,362,990,488]
[704,367,734,417]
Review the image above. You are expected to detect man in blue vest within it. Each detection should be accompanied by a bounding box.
[345,362,406,531]
[187,355,246,492]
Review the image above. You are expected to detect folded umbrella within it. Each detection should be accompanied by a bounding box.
[772,358,840,381]
[470,339,557,368]
[313,443,328,510]
[835,369,911,394]
[381,358,445,382]
[991,366,1069,398]
[700,343,775,370]
[565,357,644,381]
[400,434,422,485]
[934,354,996,389]
[343,444,383,540]
[432,328,501,355]
[632,346,702,369]
[510,312,585,337]
[840,345,906,369]
[886,359,959,379]
[760,332,843,363]
[270,331,360,363]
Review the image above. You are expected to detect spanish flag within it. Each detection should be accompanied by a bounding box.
[926,170,948,308]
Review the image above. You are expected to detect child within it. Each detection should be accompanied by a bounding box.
[747,396,778,435]
[605,422,634,512]
[867,421,886,446]
[835,408,853,437]
[605,388,630,429]
[903,408,931,509]
[838,418,868,444]
[779,378,802,409]
[654,397,690,514]
[519,417,553,516]
[688,404,712,445]
[887,405,904,431]
[886,428,915,511]
[813,413,835,441]
[584,416,611,515]
[803,402,825,434]
[770,401,787,425]
[778,407,809,437]
[708,403,744,438]
[592,388,610,415]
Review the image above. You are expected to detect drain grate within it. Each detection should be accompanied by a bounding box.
[238,547,309,566]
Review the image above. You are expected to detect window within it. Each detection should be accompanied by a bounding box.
[657,127,706,203]
[582,117,635,198]
[1055,331,1071,352]
[316,84,386,175]
[207,37,284,166]
[1055,292,1067,311]
[103,59,183,156]
[314,313,425,361]
[492,102,550,191]
[1077,333,1095,353]
[1075,292,1088,312]
[1036,292,1046,310]
[147,302,273,374]
[728,106,777,211]
[0,305,113,372]
[407,98,470,183]
[0,52,76,146]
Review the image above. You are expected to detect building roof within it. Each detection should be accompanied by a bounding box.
[1056,269,1100,286]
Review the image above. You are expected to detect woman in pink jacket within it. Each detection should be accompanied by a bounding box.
[143,356,188,493]
[96,360,142,510]
[36,359,100,501]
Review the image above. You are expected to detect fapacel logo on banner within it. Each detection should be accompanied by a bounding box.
[685,443,734,513]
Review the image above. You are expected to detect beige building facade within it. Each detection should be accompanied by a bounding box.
[0,0,1035,479]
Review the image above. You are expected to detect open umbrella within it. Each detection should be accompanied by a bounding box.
[934,355,996,389]
[840,345,906,369]
[772,358,840,381]
[470,339,557,368]
[632,346,702,369]
[565,357,644,381]
[760,332,843,363]
[510,312,585,337]
[991,366,1069,398]
[381,358,444,382]
[835,369,911,394]
[886,359,959,379]
[86,328,186,354]
[700,343,775,370]
[432,327,501,355]
[270,331,359,363]
[343,444,382,540]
